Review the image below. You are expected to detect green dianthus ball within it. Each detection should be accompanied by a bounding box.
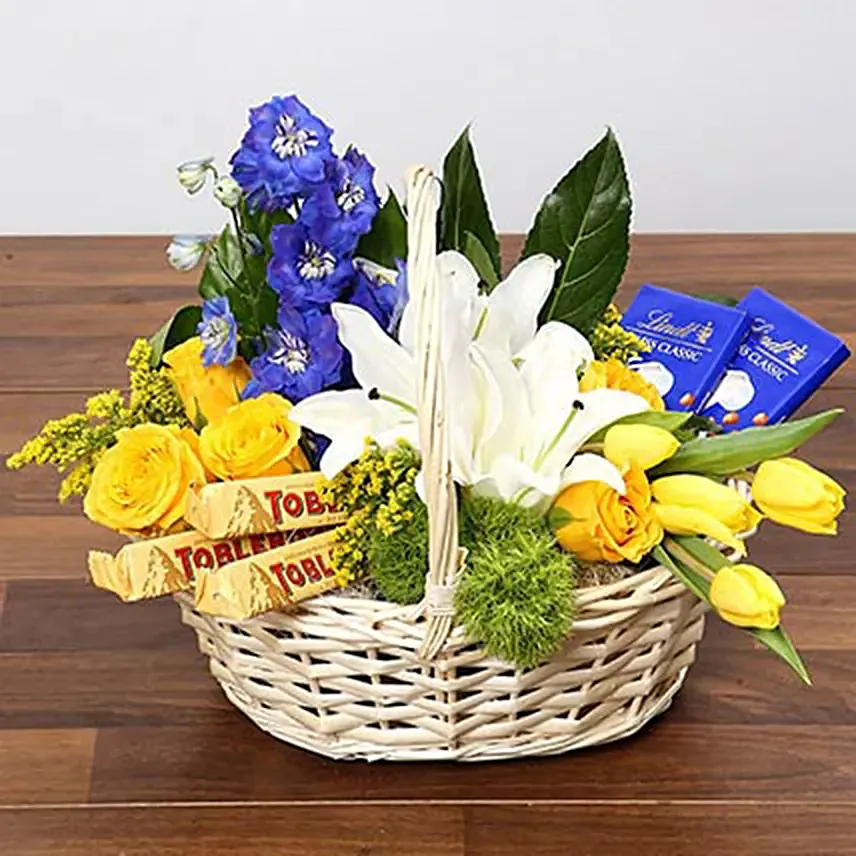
[368,501,429,604]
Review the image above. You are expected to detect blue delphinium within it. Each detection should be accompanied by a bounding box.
[198,296,238,367]
[301,147,380,251]
[244,306,344,402]
[230,95,335,211]
[350,259,408,336]
[267,220,354,309]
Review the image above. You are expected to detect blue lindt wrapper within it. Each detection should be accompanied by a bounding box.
[620,285,751,412]
[703,287,850,431]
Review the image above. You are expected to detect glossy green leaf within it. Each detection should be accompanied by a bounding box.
[148,305,202,367]
[462,230,500,291]
[356,190,407,268]
[652,409,843,477]
[198,227,243,299]
[525,129,631,333]
[439,127,501,278]
[240,201,294,255]
[586,410,692,444]
[661,536,811,685]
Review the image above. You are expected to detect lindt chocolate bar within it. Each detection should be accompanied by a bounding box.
[185,471,347,539]
[704,287,850,430]
[88,530,303,603]
[621,285,751,411]
[194,528,342,619]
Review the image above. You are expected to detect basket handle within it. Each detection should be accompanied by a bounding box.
[405,166,463,660]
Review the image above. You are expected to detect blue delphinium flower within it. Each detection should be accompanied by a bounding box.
[267,221,355,308]
[350,259,408,335]
[243,306,344,402]
[230,95,335,211]
[197,296,238,367]
[301,147,380,251]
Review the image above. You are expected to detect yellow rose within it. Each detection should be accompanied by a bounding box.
[603,424,679,471]
[550,464,663,563]
[198,393,310,480]
[580,358,664,411]
[709,563,785,630]
[752,458,845,535]
[164,337,252,427]
[651,474,762,555]
[84,423,206,535]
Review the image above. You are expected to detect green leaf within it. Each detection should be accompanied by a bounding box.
[652,409,843,477]
[356,190,407,268]
[546,506,574,531]
[148,305,202,367]
[439,127,501,279]
[661,536,811,685]
[587,410,692,444]
[256,284,279,330]
[198,228,243,299]
[462,230,500,291]
[525,128,632,334]
[694,292,739,307]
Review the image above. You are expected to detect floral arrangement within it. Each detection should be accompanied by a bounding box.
[8,94,847,684]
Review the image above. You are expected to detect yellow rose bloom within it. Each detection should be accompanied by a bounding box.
[163,337,252,427]
[752,458,845,535]
[603,424,679,471]
[651,474,762,555]
[83,423,206,536]
[550,464,663,563]
[709,563,785,630]
[580,358,664,411]
[198,393,310,480]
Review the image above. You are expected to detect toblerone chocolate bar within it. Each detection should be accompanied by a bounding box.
[194,528,342,619]
[184,471,347,539]
[88,530,308,603]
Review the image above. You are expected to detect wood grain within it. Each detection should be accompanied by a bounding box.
[0,236,854,853]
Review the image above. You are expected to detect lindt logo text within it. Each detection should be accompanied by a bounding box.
[637,310,714,345]
[752,318,808,366]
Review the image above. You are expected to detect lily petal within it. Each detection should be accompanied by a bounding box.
[331,303,416,403]
[561,453,626,496]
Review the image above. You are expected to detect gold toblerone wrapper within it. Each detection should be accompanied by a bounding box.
[194,528,342,619]
[88,530,306,603]
[184,472,347,539]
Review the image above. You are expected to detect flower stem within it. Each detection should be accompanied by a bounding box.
[663,536,717,581]
[231,208,252,291]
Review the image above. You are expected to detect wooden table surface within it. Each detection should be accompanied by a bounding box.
[0,235,854,855]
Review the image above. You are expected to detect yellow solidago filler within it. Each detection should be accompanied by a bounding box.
[651,474,762,557]
[752,458,845,535]
[198,393,309,480]
[709,563,785,630]
[550,463,663,563]
[5,338,189,501]
[83,423,208,536]
[580,358,665,411]
[319,440,421,582]
[163,337,252,427]
[603,424,679,471]
[590,304,651,363]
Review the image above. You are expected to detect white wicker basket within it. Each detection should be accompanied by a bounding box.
[175,166,707,761]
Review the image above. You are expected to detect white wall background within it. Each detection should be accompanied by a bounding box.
[1,0,854,234]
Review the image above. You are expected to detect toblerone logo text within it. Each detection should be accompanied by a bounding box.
[269,551,336,597]
[173,532,291,579]
[263,488,338,525]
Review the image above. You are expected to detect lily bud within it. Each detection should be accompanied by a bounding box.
[709,563,785,630]
[166,235,209,272]
[603,424,679,471]
[752,458,845,535]
[214,176,242,208]
[177,157,214,195]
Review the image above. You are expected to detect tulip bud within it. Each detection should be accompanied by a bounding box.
[752,458,845,535]
[166,235,209,272]
[709,563,785,630]
[603,424,679,471]
[652,474,762,535]
[177,157,215,195]
[214,176,242,208]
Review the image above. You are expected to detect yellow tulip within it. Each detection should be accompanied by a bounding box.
[603,424,679,471]
[709,563,785,630]
[164,337,252,427]
[752,458,845,535]
[652,474,761,554]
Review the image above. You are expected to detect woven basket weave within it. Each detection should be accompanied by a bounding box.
[175,166,707,761]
